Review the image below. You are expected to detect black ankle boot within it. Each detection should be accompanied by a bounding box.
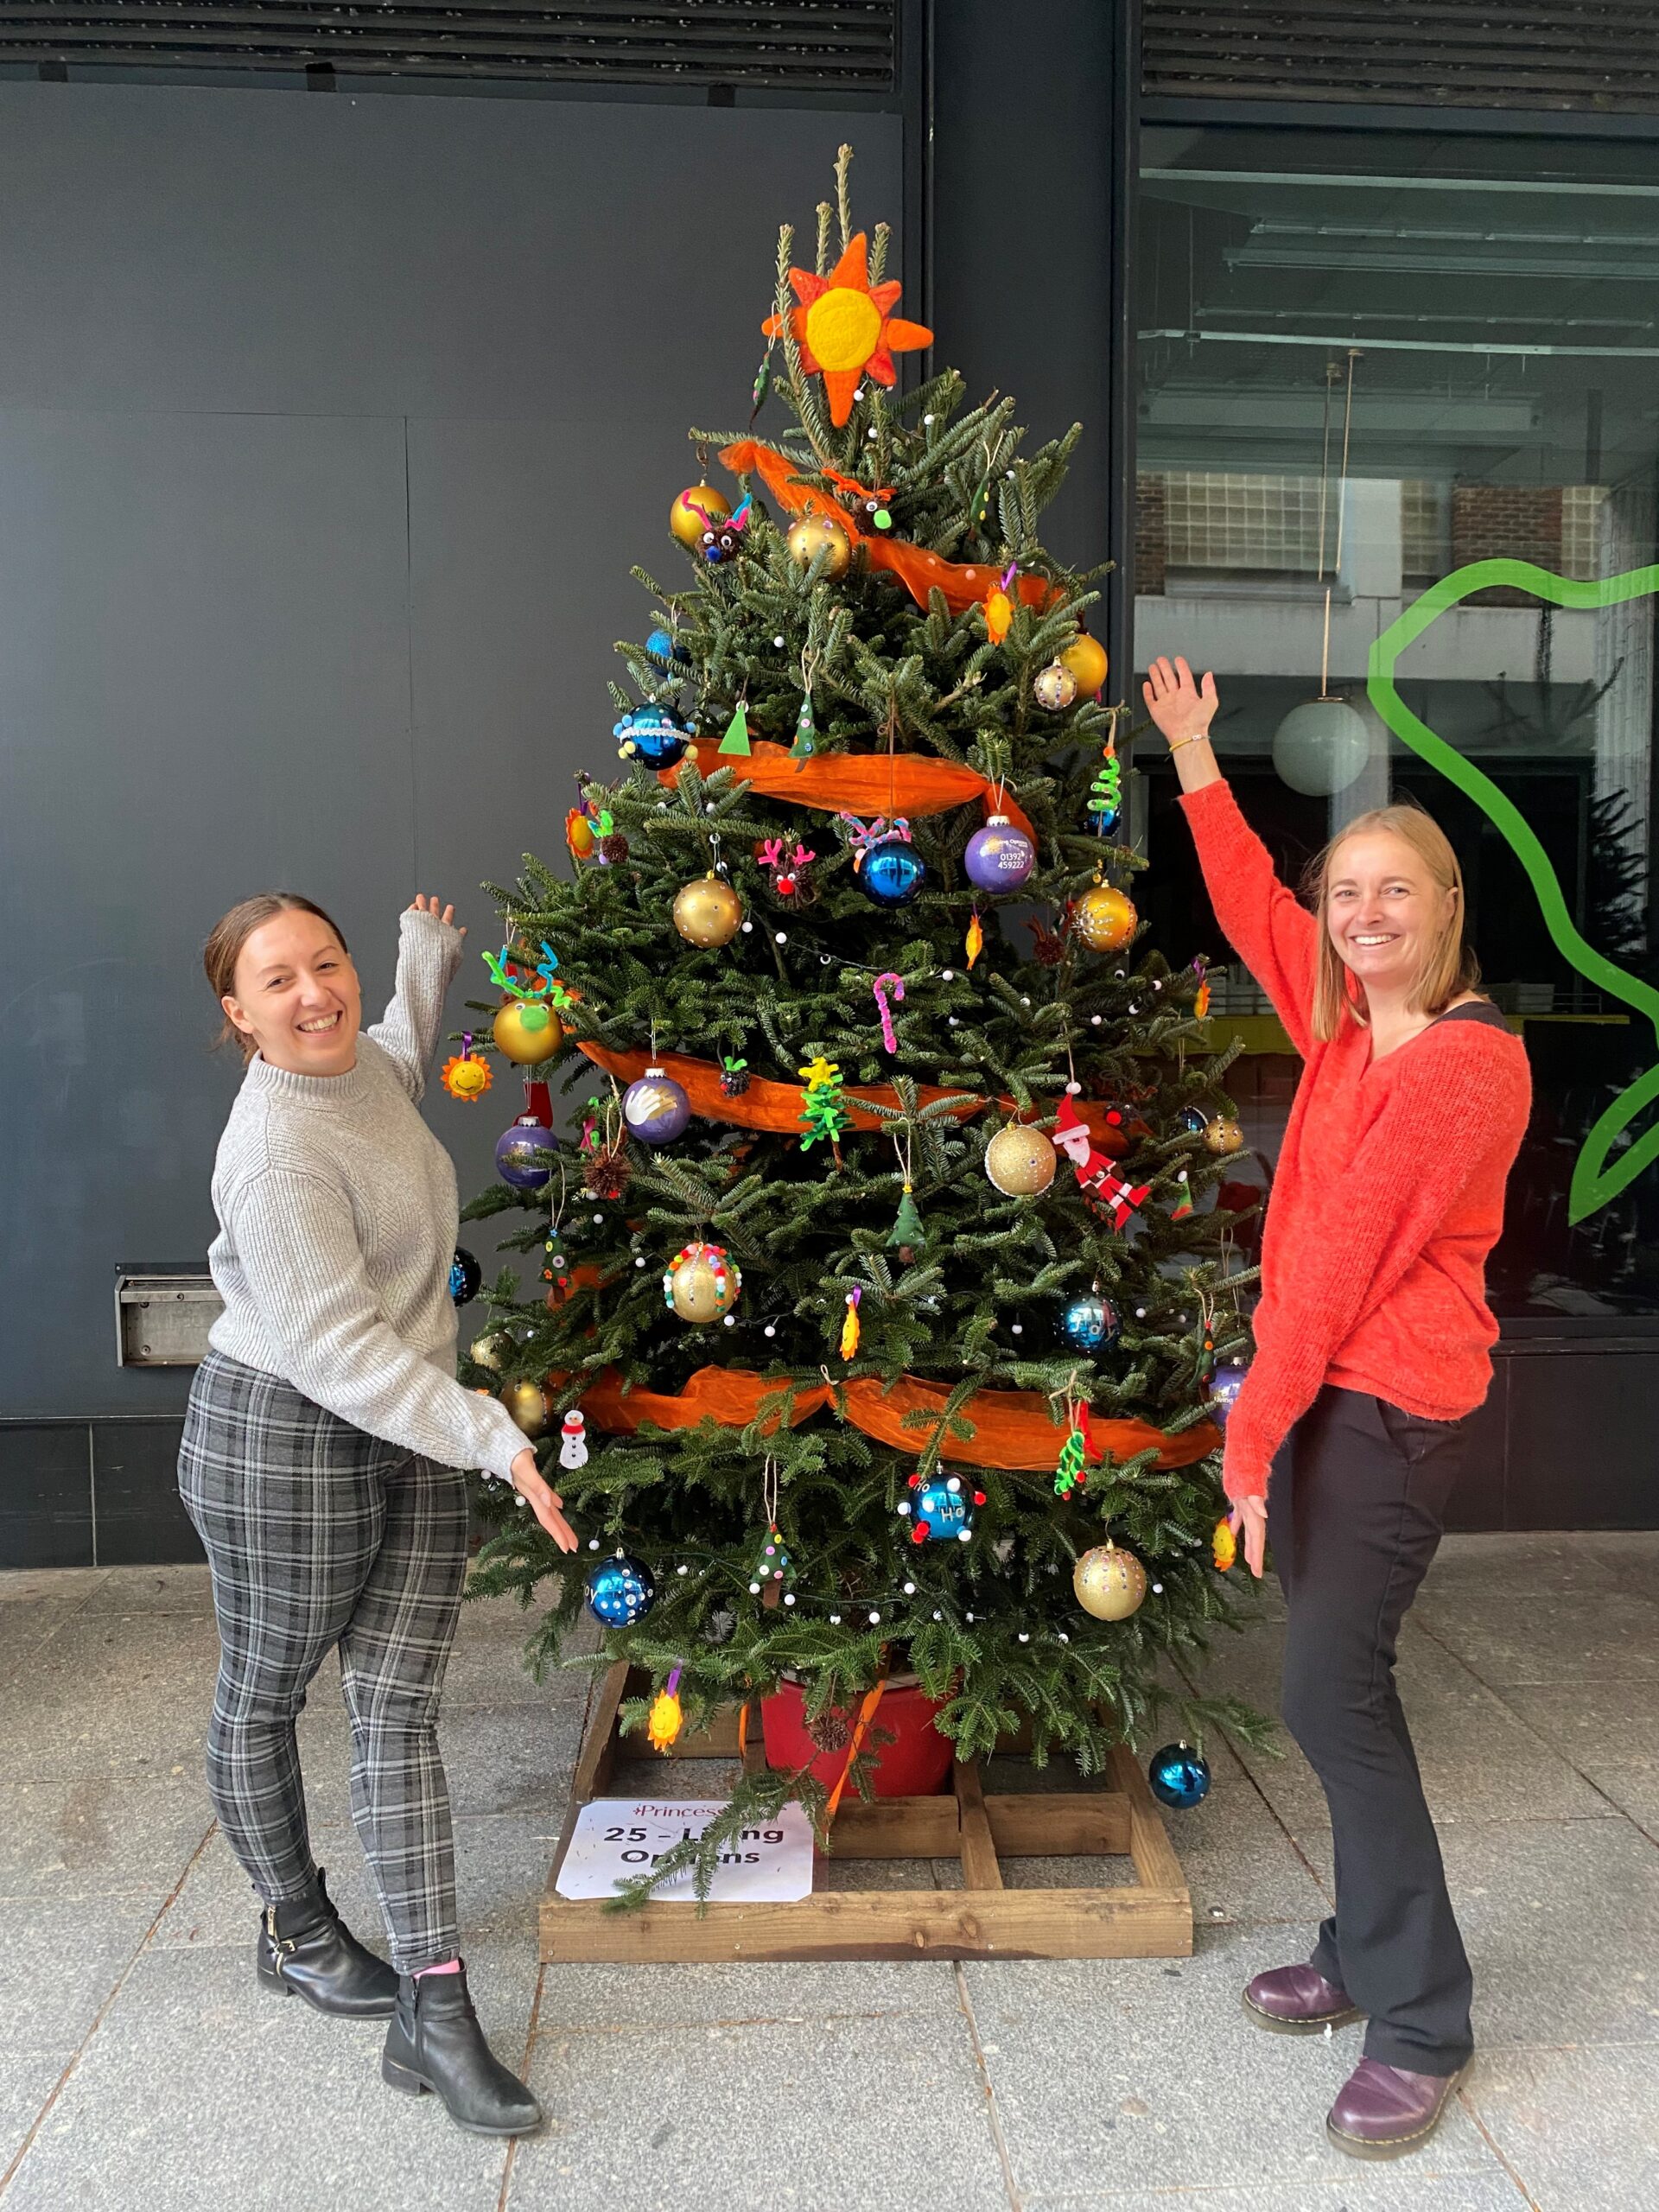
[255,1868,397,2018]
[381,1962,542,2136]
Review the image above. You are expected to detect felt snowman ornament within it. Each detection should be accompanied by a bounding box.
[558,1410,589,1471]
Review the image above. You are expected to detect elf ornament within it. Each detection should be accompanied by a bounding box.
[672,874,743,949]
[963,814,1037,892]
[1051,1096,1149,1230]
[663,1241,741,1325]
[558,1410,589,1471]
[985,1121,1058,1198]
[1073,1541,1148,1621]
[623,1067,692,1146]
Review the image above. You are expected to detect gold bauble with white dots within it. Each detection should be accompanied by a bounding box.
[984,1122,1058,1198]
[1073,1542,1148,1622]
[1072,883,1138,954]
[1204,1115,1244,1155]
[670,482,729,549]
[786,511,853,580]
[502,1379,550,1439]
[1034,658,1078,712]
[672,873,743,949]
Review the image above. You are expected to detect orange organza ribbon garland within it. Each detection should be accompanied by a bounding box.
[574,1039,1129,1155]
[657,740,1036,845]
[720,438,1069,620]
[575,1363,1219,1473]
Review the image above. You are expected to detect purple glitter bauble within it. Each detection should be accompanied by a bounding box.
[622,1067,692,1146]
[494,1115,554,1191]
[1211,1361,1249,1421]
[963,815,1036,892]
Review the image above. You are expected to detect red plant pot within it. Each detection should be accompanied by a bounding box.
[759,1676,956,1797]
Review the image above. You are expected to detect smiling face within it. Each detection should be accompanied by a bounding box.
[221,909,362,1077]
[1324,829,1459,1005]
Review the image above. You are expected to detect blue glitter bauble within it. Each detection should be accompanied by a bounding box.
[899,1472,980,1545]
[645,626,691,668]
[1211,1361,1249,1422]
[613,703,690,770]
[494,1115,554,1191]
[1060,1291,1119,1352]
[1179,1105,1210,1137]
[1147,1742,1211,1810]
[585,1553,657,1627]
[449,1247,480,1306]
[859,837,926,909]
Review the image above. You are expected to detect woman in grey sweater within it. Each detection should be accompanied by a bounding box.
[179,889,575,2137]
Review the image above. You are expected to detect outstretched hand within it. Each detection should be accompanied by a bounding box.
[1230,1495,1268,1579]
[409,893,466,938]
[510,1449,578,1552]
[1142,656,1217,747]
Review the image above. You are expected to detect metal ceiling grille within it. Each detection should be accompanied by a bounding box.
[1143,2,1659,113]
[0,0,898,88]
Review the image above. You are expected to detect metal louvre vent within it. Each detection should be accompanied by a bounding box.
[1143,2,1659,113]
[0,0,898,88]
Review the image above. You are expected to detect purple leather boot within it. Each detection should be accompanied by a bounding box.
[1242,1962,1362,2034]
[1326,2057,1466,2158]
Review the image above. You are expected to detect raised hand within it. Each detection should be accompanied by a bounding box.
[409,893,466,938]
[1142,656,1218,748]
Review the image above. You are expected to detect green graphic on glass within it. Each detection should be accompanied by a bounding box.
[1367,559,1659,1224]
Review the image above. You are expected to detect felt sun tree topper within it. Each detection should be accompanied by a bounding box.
[763,232,932,428]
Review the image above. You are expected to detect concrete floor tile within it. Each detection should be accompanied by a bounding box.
[0,2050,72,2176]
[0,1941,531,2212]
[0,1775,212,1899]
[1023,2177,1528,2212]
[0,1612,219,1783]
[511,2012,1009,2212]
[1444,1820,1659,2049]
[533,1952,962,2031]
[1427,1531,1626,1599]
[0,1892,162,2054]
[1468,2041,1659,2212]
[0,1569,110,1604]
[964,1923,1496,2198]
[1502,1682,1659,1835]
[285,1688,586,1825]
[80,1566,215,1615]
[0,1598,86,1682]
[1414,1582,1659,1687]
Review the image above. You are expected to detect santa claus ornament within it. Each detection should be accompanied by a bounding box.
[1051,1095,1151,1230]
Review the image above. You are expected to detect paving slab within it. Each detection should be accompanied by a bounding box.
[0,1936,535,2212]
[80,1567,216,1616]
[0,1612,219,1783]
[0,1891,163,2056]
[511,2011,1010,2212]
[1501,1681,1659,1835]
[1468,2041,1659,2212]
[1023,2176,1529,2212]
[1414,1581,1659,1688]
[534,1950,962,2031]
[0,1598,88,1683]
[1444,1817,1659,2050]
[0,1570,110,1605]
[964,1923,1497,2200]
[0,1774,213,1899]
[0,2049,73,2180]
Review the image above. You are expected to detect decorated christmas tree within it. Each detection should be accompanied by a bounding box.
[456,149,1264,1836]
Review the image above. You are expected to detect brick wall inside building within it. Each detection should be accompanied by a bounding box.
[1451,484,1564,606]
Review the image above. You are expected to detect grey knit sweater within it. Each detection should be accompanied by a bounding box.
[206,907,527,1483]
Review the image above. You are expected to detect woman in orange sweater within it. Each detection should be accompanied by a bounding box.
[1145,658,1531,2161]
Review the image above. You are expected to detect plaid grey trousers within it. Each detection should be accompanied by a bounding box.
[178,1350,468,1974]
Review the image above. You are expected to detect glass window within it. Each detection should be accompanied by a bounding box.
[1135,124,1659,1318]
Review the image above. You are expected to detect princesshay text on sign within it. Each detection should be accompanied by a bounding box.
[555,1798,815,1903]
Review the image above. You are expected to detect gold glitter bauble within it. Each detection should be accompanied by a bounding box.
[1034,659,1078,711]
[664,1240,741,1325]
[502,1379,550,1439]
[672,874,743,949]
[671,482,729,549]
[786,511,853,580]
[1204,1115,1244,1155]
[1072,883,1138,954]
[1073,1542,1148,1622]
[1060,634,1109,696]
[984,1122,1058,1198]
[493,1000,563,1065]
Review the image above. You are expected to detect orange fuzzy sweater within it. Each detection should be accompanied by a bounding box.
[1179,780,1532,1501]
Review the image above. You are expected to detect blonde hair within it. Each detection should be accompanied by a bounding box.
[1303,802,1479,1043]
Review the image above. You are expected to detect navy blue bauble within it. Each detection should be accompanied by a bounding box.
[859,837,926,910]
[495,1114,555,1191]
[585,1552,657,1627]
[645,626,691,668]
[448,1247,480,1306]
[1147,1742,1211,1810]
[1211,1361,1249,1422]
[614,703,690,770]
[1060,1290,1119,1353]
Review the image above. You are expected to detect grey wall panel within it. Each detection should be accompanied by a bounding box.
[0,81,901,1427]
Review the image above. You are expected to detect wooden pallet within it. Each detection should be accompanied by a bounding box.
[540,1662,1192,1963]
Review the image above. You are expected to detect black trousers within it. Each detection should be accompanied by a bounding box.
[1267,1384,1473,2075]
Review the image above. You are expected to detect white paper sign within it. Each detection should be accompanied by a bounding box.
[555,1797,815,1903]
